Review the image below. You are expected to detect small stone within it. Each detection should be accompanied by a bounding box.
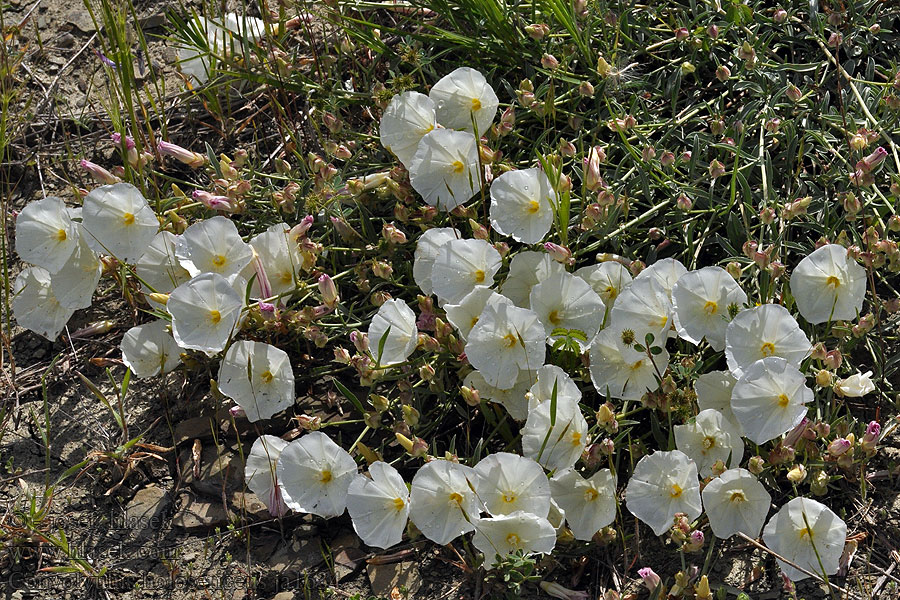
[67,9,96,33]
[179,443,243,494]
[265,537,325,575]
[367,562,422,597]
[172,491,230,531]
[174,415,217,445]
[124,485,171,535]
[333,547,366,582]
[57,33,76,49]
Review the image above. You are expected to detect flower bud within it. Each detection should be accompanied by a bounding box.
[707,24,719,39]
[578,81,595,97]
[676,193,693,211]
[674,27,689,41]
[642,146,656,161]
[638,567,661,592]
[559,139,576,157]
[726,261,742,280]
[460,386,480,407]
[711,459,727,477]
[541,54,560,70]
[715,65,730,82]
[828,437,852,457]
[828,31,843,48]
[759,206,776,224]
[748,455,765,474]
[774,8,788,23]
[158,140,207,168]
[824,349,842,370]
[786,464,807,483]
[816,369,833,387]
[810,470,829,496]
[524,23,549,40]
[545,242,574,265]
[861,420,881,454]
[317,274,339,308]
[681,61,696,75]
[584,146,606,191]
[597,56,612,77]
[856,147,888,174]
[539,581,589,600]
[708,159,726,179]
[80,159,121,185]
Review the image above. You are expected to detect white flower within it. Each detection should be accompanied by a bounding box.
[465,295,546,389]
[473,452,551,517]
[762,497,847,581]
[246,223,302,298]
[500,251,564,308]
[835,371,876,397]
[430,238,501,304]
[725,304,811,378]
[635,257,687,300]
[413,227,460,297]
[625,450,703,536]
[674,409,744,477]
[529,272,604,352]
[175,216,254,281]
[730,357,813,445]
[429,67,499,134]
[120,320,182,379]
[346,461,410,549]
[167,273,244,354]
[527,364,581,415]
[367,299,418,366]
[701,468,771,539]
[380,91,437,168]
[472,511,556,569]
[277,431,357,518]
[245,435,290,517]
[672,266,747,351]
[81,183,159,263]
[177,13,265,85]
[463,369,534,421]
[14,196,79,273]
[575,261,633,308]
[609,277,673,342]
[50,229,101,309]
[218,341,295,421]
[521,393,588,472]
[550,468,616,541]
[790,244,866,324]
[409,129,479,210]
[12,267,76,341]
[694,371,742,435]
[489,168,554,244]
[445,287,502,341]
[589,326,670,401]
[136,231,191,307]
[409,459,481,545]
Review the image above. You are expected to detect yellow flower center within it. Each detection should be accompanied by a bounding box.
[505,533,521,548]
[318,470,333,483]
[470,316,479,329]
[212,254,227,268]
[670,483,684,498]
[605,286,618,300]
[655,315,668,328]
[630,359,644,371]
[208,310,221,324]
[760,342,776,357]
[452,160,465,174]
[777,393,790,408]
[471,97,482,111]
[729,491,747,503]
[548,310,561,325]
[584,488,599,502]
[392,497,406,511]
[702,436,716,450]
[799,527,813,539]
[474,269,485,283]
[449,492,463,505]
[570,431,582,446]
[503,333,519,348]
[423,123,434,134]
[826,275,841,289]
[260,370,274,383]
[123,213,135,226]
[280,271,293,285]
[527,200,541,214]
[502,492,516,504]
[703,301,718,315]
[55,228,68,242]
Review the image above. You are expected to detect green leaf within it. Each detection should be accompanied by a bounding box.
[334,380,365,416]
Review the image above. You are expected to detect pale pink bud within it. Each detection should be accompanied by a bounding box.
[158,140,207,168]
[680,150,692,162]
[824,349,842,370]
[541,54,559,70]
[544,242,574,265]
[80,159,121,184]
[659,151,675,167]
[716,65,731,82]
[193,190,236,212]
[707,24,719,39]
[322,112,342,134]
[748,455,765,474]
[642,146,656,161]
[786,83,802,102]
[828,31,843,48]
[559,139,576,157]
[856,147,888,173]
[229,405,246,418]
[351,330,369,353]
[381,222,407,244]
[333,347,351,364]
[759,206,776,224]
[578,81,594,97]
[676,194,693,211]
[861,420,881,451]
[524,23,549,40]
[828,438,852,457]
[709,159,726,179]
[674,27,689,41]
[584,146,606,191]
[638,568,661,592]
[784,418,809,447]
[774,8,788,23]
[318,274,339,308]
[765,118,782,133]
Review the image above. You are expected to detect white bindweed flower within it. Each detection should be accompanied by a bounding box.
[694,371,742,435]
[790,244,866,324]
[177,13,265,85]
[609,277,673,342]
[409,129,479,210]
[528,364,581,414]
[589,326,670,401]
[635,257,687,300]
[50,228,101,309]
[550,468,616,541]
[167,273,244,354]
[500,251,565,308]
[463,369,534,421]
[12,267,76,341]
[246,223,302,297]
[521,393,588,472]
[575,261,633,308]
[674,409,744,476]
[380,91,437,168]
[465,295,546,389]
[730,357,813,444]
[346,461,410,549]
[120,320,182,379]
[489,168,555,244]
[529,272,604,352]
[429,67,499,134]
[81,183,159,263]
[672,266,747,351]
[835,371,876,397]
[136,231,191,307]
[277,431,357,518]
[472,511,556,569]
[430,238,501,304]
[175,216,253,281]
[725,304,811,378]
[218,340,295,421]
[14,196,79,273]
[701,468,771,539]
[245,435,290,518]
[473,452,551,518]
[445,287,502,341]
[367,299,418,366]
[625,450,703,536]
[762,497,847,582]
[409,459,481,545]
[413,227,460,297]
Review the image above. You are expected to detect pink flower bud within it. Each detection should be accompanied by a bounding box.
[578,81,594,97]
[544,242,574,265]
[824,349,842,370]
[674,27,690,41]
[774,8,788,23]
[784,418,809,447]
[524,23,549,40]
[351,330,369,353]
[158,140,207,168]
[229,405,246,418]
[707,24,719,39]
[318,274,339,308]
[828,438,852,457]
[676,194,693,211]
[709,159,726,179]
[642,146,656,161]
[584,146,606,191]
[541,54,559,70]
[748,455,765,474]
[715,65,731,82]
[856,147,888,173]
[80,159,121,184]
[381,222,407,245]
[193,190,237,212]
[786,83,802,102]
[638,568,661,592]
[559,139,576,157]
[828,31,843,48]
[322,111,342,134]
[659,151,676,167]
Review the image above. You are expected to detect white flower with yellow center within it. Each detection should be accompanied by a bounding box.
[81,183,159,263]
[694,370,743,435]
[120,320,182,379]
[430,238,501,305]
[409,129,479,210]
[472,511,556,569]
[550,468,617,541]
[380,91,437,168]
[277,431,357,519]
[575,261,633,308]
[136,231,191,308]
[429,67,499,134]
[731,356,813,444]
[245,435,290,518]
[527,364,581,414]
[674,409,744,477]
[790,244,866,324]
[625,450,703,536]
[175,216,253,281]
[445,287,502,341]
[725,304,811,378]
[367,299,419,367]
[609,277,673,342]
[50,228,101,309]
[14,196,79,273]
[589,326,670,401]
[473,452,550,518]
[167,272,244,354]
[762,497,847,582]
[346,461,410,549]
[489,168,555,244]
[500,251,565,308]
[413,227,461,297]
[245,223,302,297]
[12,267,76,341]
[218,340,295,422]
[835,371,876,397]
[463,369,534,421]
[529,272,605,352]
[409,459,481,545]
[701,468,771,539]
[521,392,588,472]
[672,266,747,351]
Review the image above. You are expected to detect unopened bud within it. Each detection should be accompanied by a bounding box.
[716,65,730,82]
[748,455,765,474]
[786,464,807,483]
[786,83,802,102]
